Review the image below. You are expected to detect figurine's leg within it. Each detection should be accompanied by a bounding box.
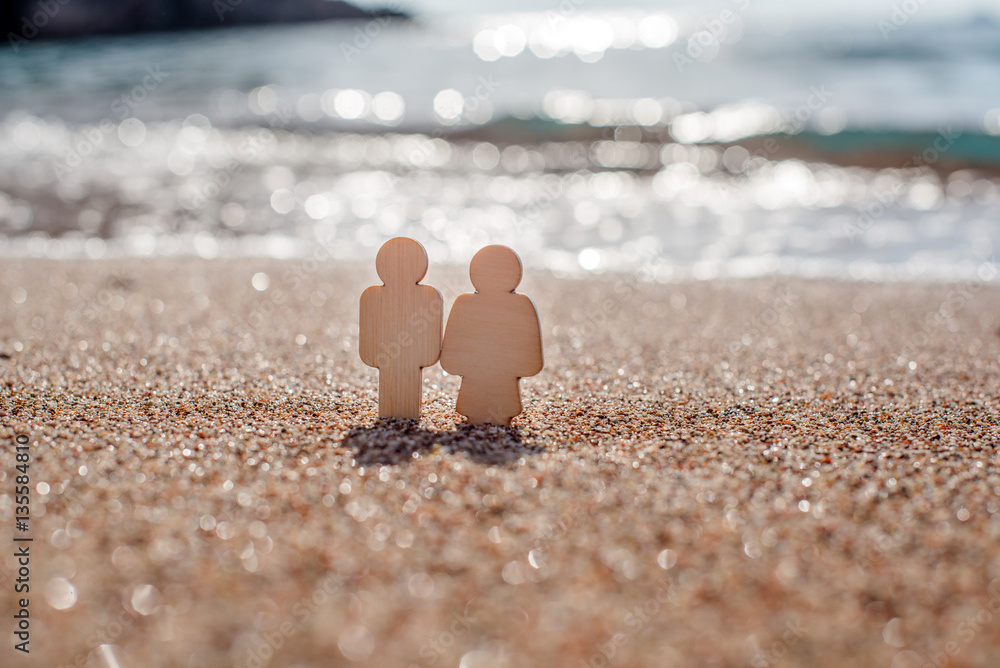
[379,365,423,419]
[501,377,523,424]
[488,377,522,426]
[455,376,488,424]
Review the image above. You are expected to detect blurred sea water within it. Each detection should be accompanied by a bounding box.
[2,7,1000,281]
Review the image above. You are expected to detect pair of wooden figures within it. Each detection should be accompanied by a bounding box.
[360,238,543,426]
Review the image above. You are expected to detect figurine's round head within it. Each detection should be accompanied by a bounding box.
[470,245,522,294]
[376,237,428,285]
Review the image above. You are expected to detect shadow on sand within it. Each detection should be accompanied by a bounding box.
[340,418,542,466]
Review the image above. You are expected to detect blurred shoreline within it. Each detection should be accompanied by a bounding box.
[2,114,998,283]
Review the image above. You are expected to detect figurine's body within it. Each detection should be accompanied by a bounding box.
[440,245,543,426]
[359,238,443,419]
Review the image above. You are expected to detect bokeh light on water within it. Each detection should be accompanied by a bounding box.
[1,110,998,282]
[2,4,1000,282]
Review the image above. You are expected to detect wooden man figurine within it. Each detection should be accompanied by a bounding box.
[359,238,443,419]
[440,245,543,426]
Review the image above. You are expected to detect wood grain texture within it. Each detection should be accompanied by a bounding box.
[440,245,543,426]
[359,237,443,419]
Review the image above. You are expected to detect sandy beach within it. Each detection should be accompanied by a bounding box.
[1,258,999,668]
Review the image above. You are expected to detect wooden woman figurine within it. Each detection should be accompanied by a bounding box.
[440,245,543,426]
